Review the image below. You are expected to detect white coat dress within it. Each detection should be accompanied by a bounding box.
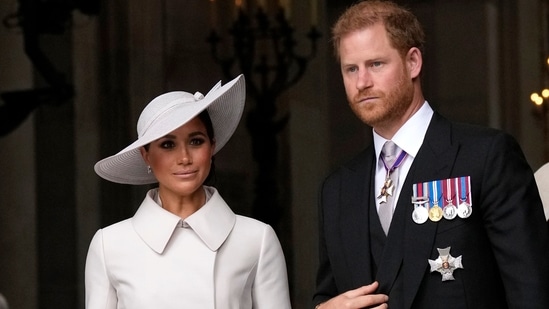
[85,186,291,309]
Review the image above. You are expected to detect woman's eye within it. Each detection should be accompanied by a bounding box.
[160,141,175,149]
[190,138,205,146]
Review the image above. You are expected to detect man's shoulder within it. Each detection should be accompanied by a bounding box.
[433,113,512,143]
[427,115,524,161]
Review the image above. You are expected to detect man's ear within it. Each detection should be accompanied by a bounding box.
[407,47,422,79]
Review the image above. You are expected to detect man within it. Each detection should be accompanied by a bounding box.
[313,1,549,308]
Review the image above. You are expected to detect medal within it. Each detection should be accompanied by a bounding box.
[429,205,443,222]
[413,176,472,224]
[457,202,472,218]
[377,146,407,203]
[412,196,430,224]
[413,205,429,224]
[442,178,457,220]
[411,183,429,224]
[457,176,472,218]
[443,202,457,220]
[428,246,464,281]
[428,180,443,222]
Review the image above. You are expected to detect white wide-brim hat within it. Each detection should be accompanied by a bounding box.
[94,74,245,185]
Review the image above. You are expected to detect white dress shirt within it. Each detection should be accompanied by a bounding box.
[374,101,434,214]
[85,186,291,309]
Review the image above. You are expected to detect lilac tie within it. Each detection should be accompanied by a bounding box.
[379,141,400,235]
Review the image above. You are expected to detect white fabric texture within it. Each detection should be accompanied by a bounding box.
[85,186,291,309]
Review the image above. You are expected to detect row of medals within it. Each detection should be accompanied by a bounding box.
[411,196,472,224]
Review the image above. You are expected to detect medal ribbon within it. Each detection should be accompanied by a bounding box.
[423,182,429,204]
[458,176,471,204]
[380,149,407,176]
[443,178,456,206]
[412,182,425,203]
[416,182,422,198]
[430,180,442,206]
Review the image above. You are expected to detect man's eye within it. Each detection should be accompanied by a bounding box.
[371,62,382,67]
[345,66,358,73]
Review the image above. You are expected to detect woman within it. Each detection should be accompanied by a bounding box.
[0,293,9,309]
[85,74,291,308]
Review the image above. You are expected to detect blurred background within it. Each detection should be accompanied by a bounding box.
[0,0,547,308]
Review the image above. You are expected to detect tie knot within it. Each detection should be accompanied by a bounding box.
[382,141,399,166]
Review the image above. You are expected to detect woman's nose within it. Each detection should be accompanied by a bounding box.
[178,147,192,165]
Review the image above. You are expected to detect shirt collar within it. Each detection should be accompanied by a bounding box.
[132,186,236,254]
[374,101,434,159]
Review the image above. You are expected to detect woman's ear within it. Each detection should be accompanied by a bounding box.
[407,47,422,79]
[139,146,149,165]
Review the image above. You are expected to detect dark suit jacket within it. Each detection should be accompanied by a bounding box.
[313,113,549,308]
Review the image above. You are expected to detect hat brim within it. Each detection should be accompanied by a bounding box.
[94,74,246,184]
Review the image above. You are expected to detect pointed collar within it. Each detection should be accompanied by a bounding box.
[373,101,434,159]
[132,186,236,254]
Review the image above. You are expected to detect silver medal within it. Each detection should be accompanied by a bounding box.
[442,203,457,220]
[412,206,429,224]
[457,202,472,218]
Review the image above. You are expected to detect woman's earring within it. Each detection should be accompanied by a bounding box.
[147,165,152,174]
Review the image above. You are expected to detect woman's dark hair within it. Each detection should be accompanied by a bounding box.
[198,110,217,186]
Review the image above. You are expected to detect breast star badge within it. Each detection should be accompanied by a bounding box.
[428,247,463,281]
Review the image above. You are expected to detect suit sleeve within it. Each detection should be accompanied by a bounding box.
[85,229,118,309]
[480,132,549,308]
[252,225,292,309]
[312,178,339,307]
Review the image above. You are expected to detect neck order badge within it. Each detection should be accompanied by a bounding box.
[377,141,407,203]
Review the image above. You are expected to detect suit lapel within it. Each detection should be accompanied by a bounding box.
[374,114,461,308]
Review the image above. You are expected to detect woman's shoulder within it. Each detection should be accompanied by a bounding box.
[227,216,284,258]
[234,214,272,229]
[101,218,133,232]
[91,218,133,242]
[232,215,279,241]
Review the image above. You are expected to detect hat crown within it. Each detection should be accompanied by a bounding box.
[137,91,204,137]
